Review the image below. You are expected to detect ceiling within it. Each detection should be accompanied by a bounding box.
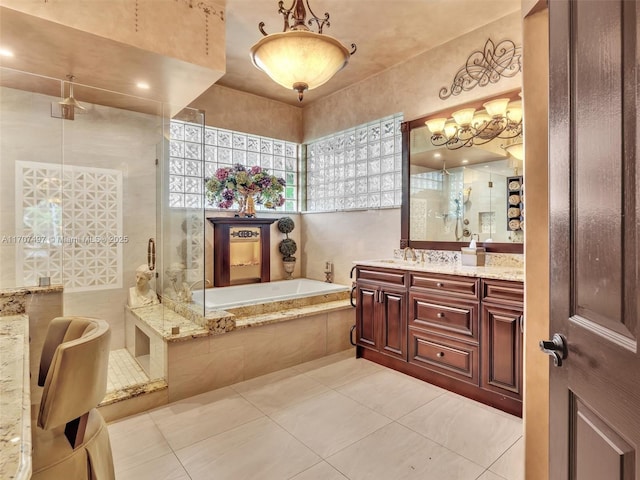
[0,0,521,110]
[216,0,521,106]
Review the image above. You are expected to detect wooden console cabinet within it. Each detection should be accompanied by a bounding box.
[355,266,523,416]
[207,217,276,287]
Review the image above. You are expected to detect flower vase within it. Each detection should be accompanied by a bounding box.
[236,195,246,217]
[246,195,256,217]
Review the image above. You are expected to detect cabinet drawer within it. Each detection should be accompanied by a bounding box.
[482,279,524,305]
[357,268,406,286]
[410,273,479,299]
[409,293,479,341]
[409,329,479,385]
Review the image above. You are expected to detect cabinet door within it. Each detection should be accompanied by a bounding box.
[481,302,523,399]
[379,286,407,360]
[356,283,378,349]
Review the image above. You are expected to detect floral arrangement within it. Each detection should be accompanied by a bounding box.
[205,164,286,210]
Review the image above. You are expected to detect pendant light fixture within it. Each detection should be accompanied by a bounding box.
[250,0,356,102]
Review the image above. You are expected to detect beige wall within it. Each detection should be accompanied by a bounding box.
[301,209,400,286]
[522,6,549,480]
[302,11,523,142]
[0,0,225,72]
[189,85,303,143]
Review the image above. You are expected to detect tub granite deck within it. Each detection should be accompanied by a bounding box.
[125,284,355,402]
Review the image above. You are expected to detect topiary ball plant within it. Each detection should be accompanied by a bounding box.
[279,238,297,261]
[277,216,295,235]
[277,217,297,261]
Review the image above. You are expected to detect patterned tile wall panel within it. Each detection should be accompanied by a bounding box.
[16,161,123,292]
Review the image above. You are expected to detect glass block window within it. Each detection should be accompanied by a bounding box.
[410,170,444,194]
[306,113,403,212]
[168,121,299,211]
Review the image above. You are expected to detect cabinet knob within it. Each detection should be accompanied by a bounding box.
[436,352,444,357]
[436,312,445,318]
[436,282,444,287]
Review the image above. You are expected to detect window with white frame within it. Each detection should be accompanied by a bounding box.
[168,121,299,211]
[306,113,404,211]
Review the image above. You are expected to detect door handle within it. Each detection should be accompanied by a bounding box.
[147,238,156,272]
[349,266,357,279]
[539,333,568,367]
[350,285,356,308]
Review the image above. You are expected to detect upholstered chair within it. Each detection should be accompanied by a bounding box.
[31,316,115,480]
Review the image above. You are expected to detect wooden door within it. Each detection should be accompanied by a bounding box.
[548,1,639,478]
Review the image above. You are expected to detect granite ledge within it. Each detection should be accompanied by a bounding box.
[0,314,31,480]
[0,285,63,297]
[234,299,353,330]
[354,260,524,283]
[99,379,168,407]
[129,299,354,341]
[126,305,213,342]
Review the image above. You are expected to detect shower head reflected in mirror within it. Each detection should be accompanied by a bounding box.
[463,187,472,205]
[440,159,450,176]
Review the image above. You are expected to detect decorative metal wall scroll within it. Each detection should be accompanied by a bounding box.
[438,38,522,100]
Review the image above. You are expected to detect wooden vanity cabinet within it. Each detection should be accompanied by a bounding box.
[355,266,523,417]
[355,268,407,361]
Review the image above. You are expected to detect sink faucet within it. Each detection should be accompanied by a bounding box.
[403,247,417,261]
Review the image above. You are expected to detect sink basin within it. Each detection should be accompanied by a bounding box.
[372,259,415,265]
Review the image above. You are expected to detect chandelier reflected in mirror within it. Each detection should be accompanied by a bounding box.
[425,96,523,150]
[250,0,356,102]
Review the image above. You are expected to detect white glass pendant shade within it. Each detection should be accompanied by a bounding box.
[483,98,510,117]
[506,100,523,123]
[505,141,524,160]
[472,110,490,128]
[444,122,458,139]
[250,31,350,93]
[425,117,447,134]
[452,108,476,126]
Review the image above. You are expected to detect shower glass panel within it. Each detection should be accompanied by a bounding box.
[0,67,201,384]
[157,107,207,320]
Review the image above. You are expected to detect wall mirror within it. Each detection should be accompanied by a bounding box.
[401,91,524,253]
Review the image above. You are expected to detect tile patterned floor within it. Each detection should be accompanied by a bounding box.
[107,348,149,392]
[108,350,524,480]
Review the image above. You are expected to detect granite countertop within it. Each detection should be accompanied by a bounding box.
[0,285,63,317]
[0,314,31,480]
[354,259,524,282]
[126,305,213,342]
[0,285,64,297]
